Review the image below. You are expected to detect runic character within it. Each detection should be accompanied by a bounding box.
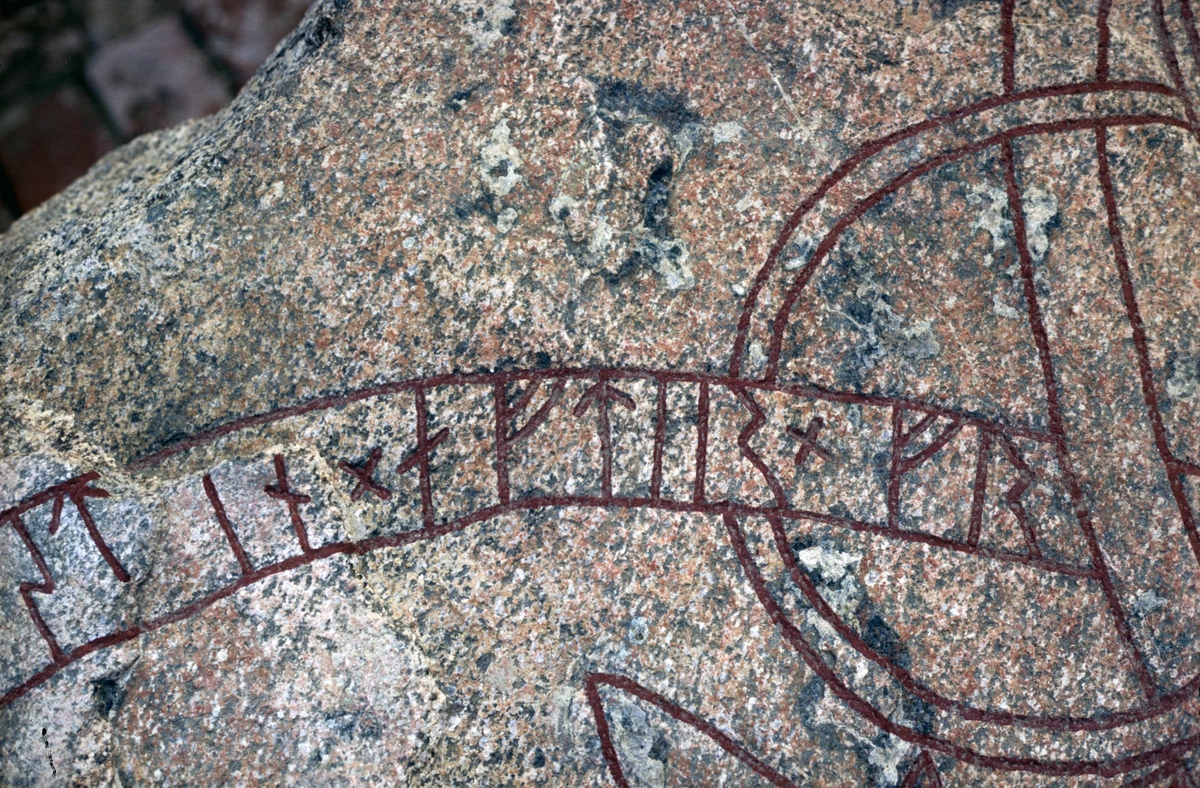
[202,473,254,575]
[996,435,1040,558]
[1,511,65,662]
[493,378,566,504]
[786,417,833,470]
[0,472,129,662]
[574,377,636,499]
[52,474,129,583]
[395,427,450,476]
[339,447,392,501]
[887,409,964,529]
[263,454,314,554]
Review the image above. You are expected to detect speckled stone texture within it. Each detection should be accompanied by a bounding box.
[3,0,1200,785]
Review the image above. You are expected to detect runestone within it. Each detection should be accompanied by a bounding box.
[3,0,1200,786]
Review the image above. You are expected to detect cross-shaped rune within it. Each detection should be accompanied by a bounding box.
[339,447,392,501]
[264,454,314,553]
[787,417,833,469]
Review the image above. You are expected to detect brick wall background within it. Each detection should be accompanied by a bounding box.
[0,0,314,231]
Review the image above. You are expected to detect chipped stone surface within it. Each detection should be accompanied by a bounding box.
[3,0,1200,786]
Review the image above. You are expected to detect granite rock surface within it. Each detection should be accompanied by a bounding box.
[3,0,1200,785]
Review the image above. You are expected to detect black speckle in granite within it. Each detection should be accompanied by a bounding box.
[593,77,700,134]
[648,732,670,764]
[861,614,911,672]
[91,677,125,718]
[445,86,479,112]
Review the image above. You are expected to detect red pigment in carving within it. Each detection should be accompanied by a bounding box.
[574,375,635,500]
[202,474,254,575]
[264,454,314,554]
[786,416,831,470]
[339,447,392,501]
[7,6,1200,782]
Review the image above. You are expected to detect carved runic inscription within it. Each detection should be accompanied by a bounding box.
[0,473,128,662]
[9,1,1200,783]
[338,447,391,501]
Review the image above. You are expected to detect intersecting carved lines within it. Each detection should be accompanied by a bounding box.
[339,447,392,502]
[880,404,1089,573]
[264,454,314,554]
[0,473,130,662]
[574,376,636,500]
[9,6,1200,781]
[494,377,565,505]
[787,417,832,471]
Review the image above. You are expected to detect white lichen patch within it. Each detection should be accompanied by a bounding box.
[1021,186,1059,262]
[968,184,1011,252]
[457,0,516,51]
[711,121,745,144]
[479,118,523,199]
[1167,356,1200,402]
[496,207,518,234]
[968,182,1058,261]
[783,235,817,271]
[992,292,1021,320]
[608,702,667,788]
[639,235,694,290]
[794,544,862,585]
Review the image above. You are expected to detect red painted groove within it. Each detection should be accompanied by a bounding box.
[726,79,1178,379]
[0,473,128,583]
[721,513,1200,777]
[785,416,831,469]
[0,490,1115,716]
[1123,757,1199,788]
[48,495,64,536]
[1001,136,1160,701]
[585,672,800,788]
[264,454,313,554]
[763,112,1192,382]
[1096,123,1200,580]
[61,477,128,583]
[0,472,103,521]
[124,368,1061,474]
[650,380,667,498]
[966,429,992,547]
[1182,0,1200,84]
[1003,136,1161,700]
[1001,0,1016,93]
[338,447,392,502]
[693,379,709,504]
[573,374,635,500]
[495,377,566,505]
[732,386,789,507]
[202,473,253,576]
[3,512,64,662]
[888,408,964,531]
[769,514,1105,733]
[415,385,435,529]
[996,434,1040,558]
[584,674,628,788]
[2,36,1194,783]
[1097,0,1113,82]
[1154,0,1200,133]
[900,751,945,788]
